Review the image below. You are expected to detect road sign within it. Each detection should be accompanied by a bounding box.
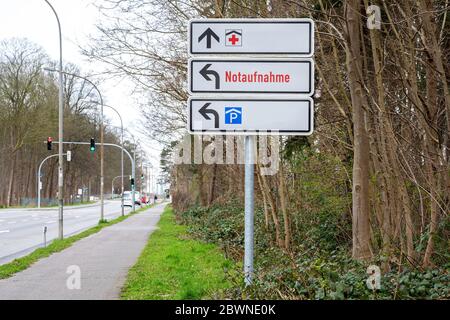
[189,19,314,56]
[187,18,315,287]
[189,58,314,95]
[188,98,313,135]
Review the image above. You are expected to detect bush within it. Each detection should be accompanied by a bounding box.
[177,202,449,300]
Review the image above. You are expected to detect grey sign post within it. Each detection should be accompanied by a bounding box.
[188,18,314,286]
[43,226,48,247]
[244,135,255,285]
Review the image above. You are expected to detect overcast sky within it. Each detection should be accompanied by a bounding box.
[0,0,161,174]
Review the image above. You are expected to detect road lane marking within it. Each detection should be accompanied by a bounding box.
[0,230,10,234]
[7,221,16,224]
[46,220,56,224]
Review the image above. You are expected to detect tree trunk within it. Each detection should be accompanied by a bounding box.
[278,161,291,251]
[6,157,15,207]
[345,0,372,260]
[208,164,217,206]
[256,170,270,230]
[259,168,283,247]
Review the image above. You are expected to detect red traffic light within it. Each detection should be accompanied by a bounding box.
[47,137,53,150]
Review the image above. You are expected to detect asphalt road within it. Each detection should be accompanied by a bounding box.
[0,201,131,265]
[0,203,165,300]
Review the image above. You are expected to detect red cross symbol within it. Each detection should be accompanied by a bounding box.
[228,34,239,45]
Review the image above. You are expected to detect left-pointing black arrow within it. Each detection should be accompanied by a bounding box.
[199,103,219,128]
[198,28,220,49]
[199,64,220,89]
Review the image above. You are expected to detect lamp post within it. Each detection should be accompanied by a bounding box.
[94,103,125,216]
[140,150,144,194]
[43,0,64,239]
[44,68,105,222]
[37,153,69,209]
[142,162,153,204]
[145,162,153,194]
[111,175,127,199]
[125,132,139,213]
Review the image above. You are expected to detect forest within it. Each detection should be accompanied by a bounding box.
[0,38,143,207]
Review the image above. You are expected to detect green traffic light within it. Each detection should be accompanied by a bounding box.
[90,138,96,152]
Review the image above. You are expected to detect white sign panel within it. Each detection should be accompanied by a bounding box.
[189,58,314,95]
[188,98,313,135]
[189,19,314,56]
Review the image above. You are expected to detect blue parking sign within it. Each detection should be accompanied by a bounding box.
[225,107,242,124]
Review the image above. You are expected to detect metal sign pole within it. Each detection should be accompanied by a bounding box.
[244,135,255,286]
[43,226,47,247]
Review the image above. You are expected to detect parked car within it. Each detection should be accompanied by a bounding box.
[141,194,149,205]
[122,191,141,207]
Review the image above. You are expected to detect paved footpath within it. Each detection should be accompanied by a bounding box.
[0,203,166,300]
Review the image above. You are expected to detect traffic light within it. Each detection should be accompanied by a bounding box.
[47,137,53,151]
[130,177,135,188]
[90,138,96,152]
[141,174,144,180]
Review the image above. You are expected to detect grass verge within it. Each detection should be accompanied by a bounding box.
[121,205,233,300]
[0,205,153,279]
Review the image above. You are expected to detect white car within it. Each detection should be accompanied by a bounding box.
[122,191,141,207]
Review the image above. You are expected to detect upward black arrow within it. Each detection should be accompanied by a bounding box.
[198,28,220,49]
[199,103,219,128]
[199,64,220,89]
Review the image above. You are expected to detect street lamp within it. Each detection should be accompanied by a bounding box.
[111,175,127,199]
[43,0,64,239]
[124,131,139,212]
[44,68,105,222]
[94,103,125,216]
[145,162,153,194]
[142,162,153,204]
[140,150,144,194]
[37,152,70,209]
